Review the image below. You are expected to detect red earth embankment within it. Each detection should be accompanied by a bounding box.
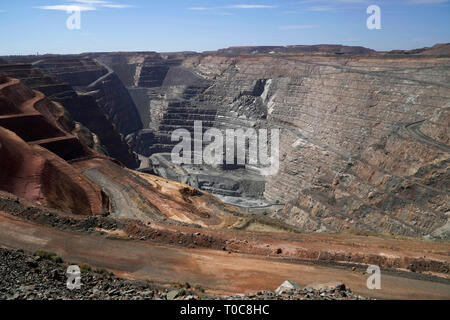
[0,78,108,215]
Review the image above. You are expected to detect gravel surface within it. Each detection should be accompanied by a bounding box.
[0,248,369,300]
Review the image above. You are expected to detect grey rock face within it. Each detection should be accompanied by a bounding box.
[106,51,450,238]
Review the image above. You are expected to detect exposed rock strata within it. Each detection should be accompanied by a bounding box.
[2,45,449,238]
[93,48,450,238]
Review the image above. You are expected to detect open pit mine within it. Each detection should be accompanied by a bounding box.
[0,44,449,300]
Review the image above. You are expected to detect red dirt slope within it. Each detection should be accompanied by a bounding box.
[0,127,107,215]
[0,77,108,215]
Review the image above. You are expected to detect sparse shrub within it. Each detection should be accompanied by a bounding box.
[94,267,114,276]
[170,281,192,289]
[33,250,63,263]
[170,280,183,288]
[79,263,92,273]
[194,284,205,293]
[53,256,63,263]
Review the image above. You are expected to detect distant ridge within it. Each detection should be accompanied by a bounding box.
[203,44,376,56]
[389,43,450,56]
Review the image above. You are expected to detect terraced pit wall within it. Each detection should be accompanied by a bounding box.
[0,60,141,168]
[95,51,450,239]
[4,49,447,238]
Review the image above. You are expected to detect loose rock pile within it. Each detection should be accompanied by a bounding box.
[0,248,162,300]
[223,280,369,300]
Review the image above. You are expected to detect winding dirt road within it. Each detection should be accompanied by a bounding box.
[405,120,450,152]
[0,210,449,300]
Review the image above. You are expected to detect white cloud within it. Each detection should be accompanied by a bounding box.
[296,0,368,3]
[187,4,277,11]
[299,0,448,4]
[226,5,277,9]
[102,4,133,8]
[186,3,276,16]
[408,0,449,3]
[278,25,319,30]
[37,5,96,11]
[187,7,212,11]
[37,1,133,12]
[73,0,109,4]
[331,0,369,2]
[307,5,334,11]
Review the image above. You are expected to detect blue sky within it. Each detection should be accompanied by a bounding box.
[0,0,449,55]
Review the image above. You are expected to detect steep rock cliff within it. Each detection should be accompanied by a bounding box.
[95,48,450,238]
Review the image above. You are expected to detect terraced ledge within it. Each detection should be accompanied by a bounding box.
[405,120,450,152]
